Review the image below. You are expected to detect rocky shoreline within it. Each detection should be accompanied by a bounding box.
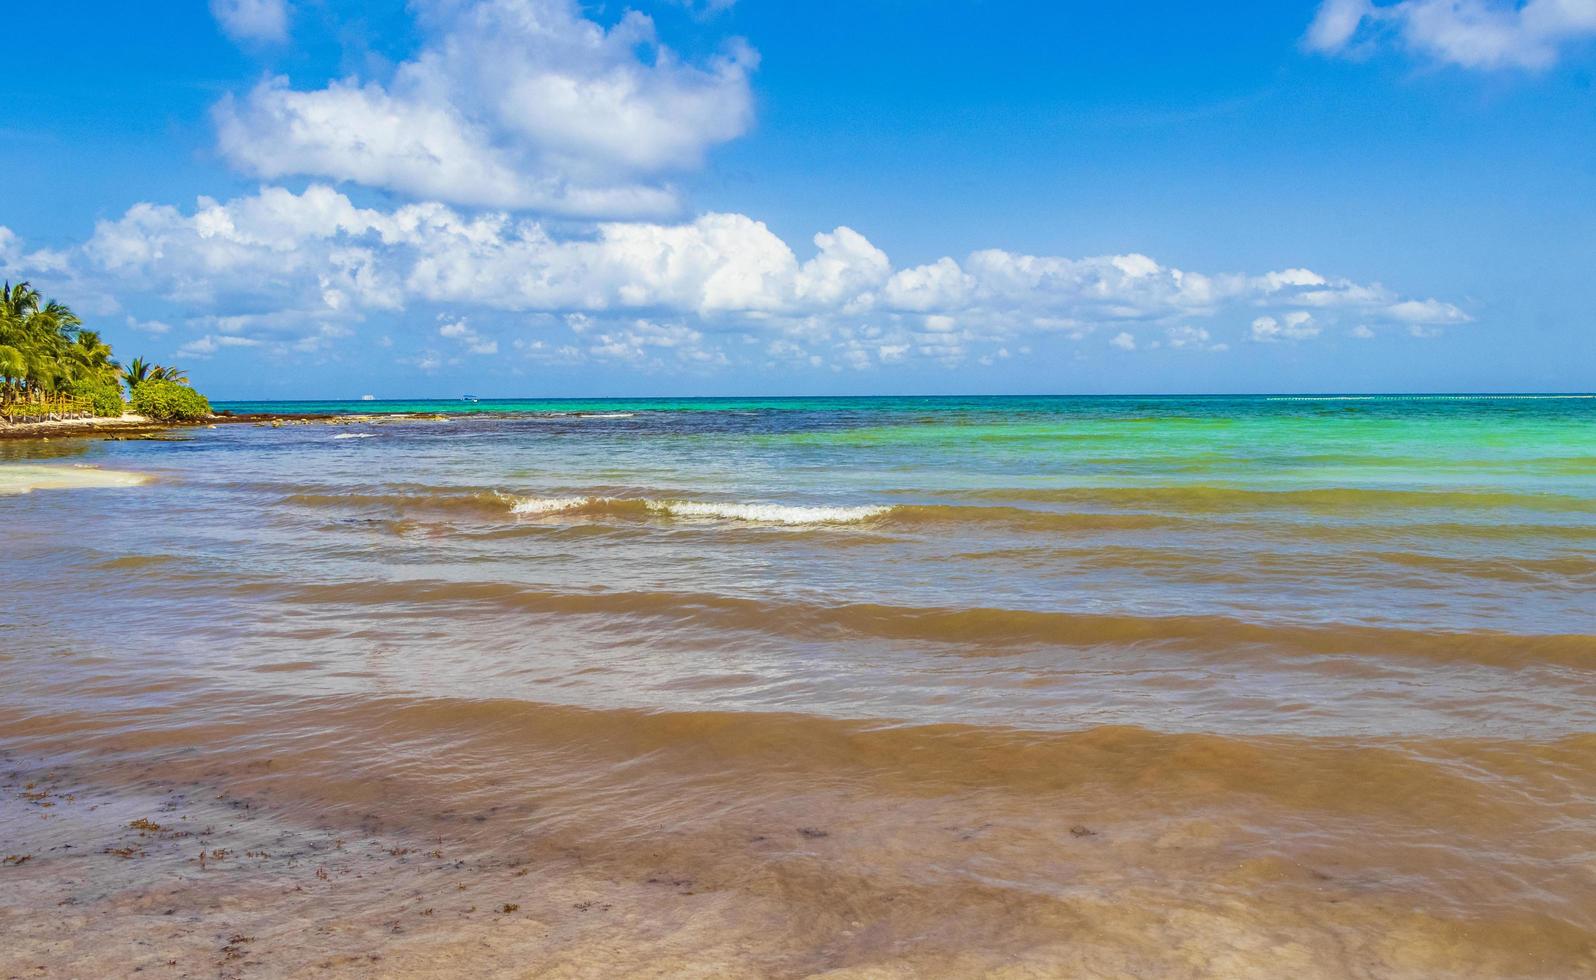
[0,412,341,441]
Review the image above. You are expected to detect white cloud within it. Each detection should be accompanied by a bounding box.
[1305,0,1596,70]
[584,318,719,366]
[126,315,171,335]
[293,323,352,353]
[1166,325,1227,351]
[177,334,264,358]
[18,184,1466,371]
[1307,0,1374,51]
[408,350,444,372]
[214,0,756,216]
[1385,297,1472,323]
[1250,311,1322,342]
[671,0,738,15]
[211,0,289,44]
[81,185,407,313]
[0,226,73,279]
[883,257,975,311]
[795,228,891,307]
[438,317,498,355]
[1351,324,1377,337]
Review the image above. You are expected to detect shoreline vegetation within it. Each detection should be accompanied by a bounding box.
[1,281,212,430]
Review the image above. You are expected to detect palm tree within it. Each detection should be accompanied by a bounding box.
[0,344,25,387]
[0,281,205,424]
[150,363,189,385]
[1,280,42,321]
[0,281,59,411]
[122,356,154,391]
[0,280,114,420]
[71,330,120,381]
[124,360,189,387]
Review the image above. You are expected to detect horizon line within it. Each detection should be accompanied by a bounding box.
[210,391,1596,403]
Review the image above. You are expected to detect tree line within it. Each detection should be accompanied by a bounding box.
[0,281,210,423]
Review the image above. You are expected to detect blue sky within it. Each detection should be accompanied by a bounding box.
[2,0,1592,397]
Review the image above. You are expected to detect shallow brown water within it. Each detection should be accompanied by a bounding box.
[3,396,1595,976]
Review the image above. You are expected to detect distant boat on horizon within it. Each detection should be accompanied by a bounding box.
[462,395,480,403]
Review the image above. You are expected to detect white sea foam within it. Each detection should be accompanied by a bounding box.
[1266,394,1593,401]
[578,413,636,419]
[332,433,376,439]
[508,495,592,515]
[506,495,888,525]
[655,500,889,524]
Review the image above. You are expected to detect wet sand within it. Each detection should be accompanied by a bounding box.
[0,463,151,494]
[2,755,790,979]
[4,701,1595,979]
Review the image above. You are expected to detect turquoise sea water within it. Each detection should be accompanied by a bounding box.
[13,391,1594,729]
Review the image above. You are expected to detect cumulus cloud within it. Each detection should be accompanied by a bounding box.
[1307,0,1375,50]
[1305,0,1596,70]
[211,0,290,43]
[7,184,1468,371]
[584,319,723,365]
[76,184,1452,324]
[1385,297,1474,323]
[438,317,498,355]
[214,0,755,216]
[1166,325,1228,351]
[0,227,69,278]
[178,334,264,359]
[1250,311,1322,342]
[126,315,172,335]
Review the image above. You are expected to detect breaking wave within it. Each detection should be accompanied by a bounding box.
[508,495,890,525]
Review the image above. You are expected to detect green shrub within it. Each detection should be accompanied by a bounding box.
[131,379,212,422]
[70,378,127,417]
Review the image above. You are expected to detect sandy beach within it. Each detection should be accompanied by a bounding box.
[2,756,789,979]
[9,713,1591,980]
[0,462,151,494]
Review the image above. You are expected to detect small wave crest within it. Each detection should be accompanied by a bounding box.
[332,433,376,440]
[662,500,890,524]
[508,495,889,525]
[506,495,594,516]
